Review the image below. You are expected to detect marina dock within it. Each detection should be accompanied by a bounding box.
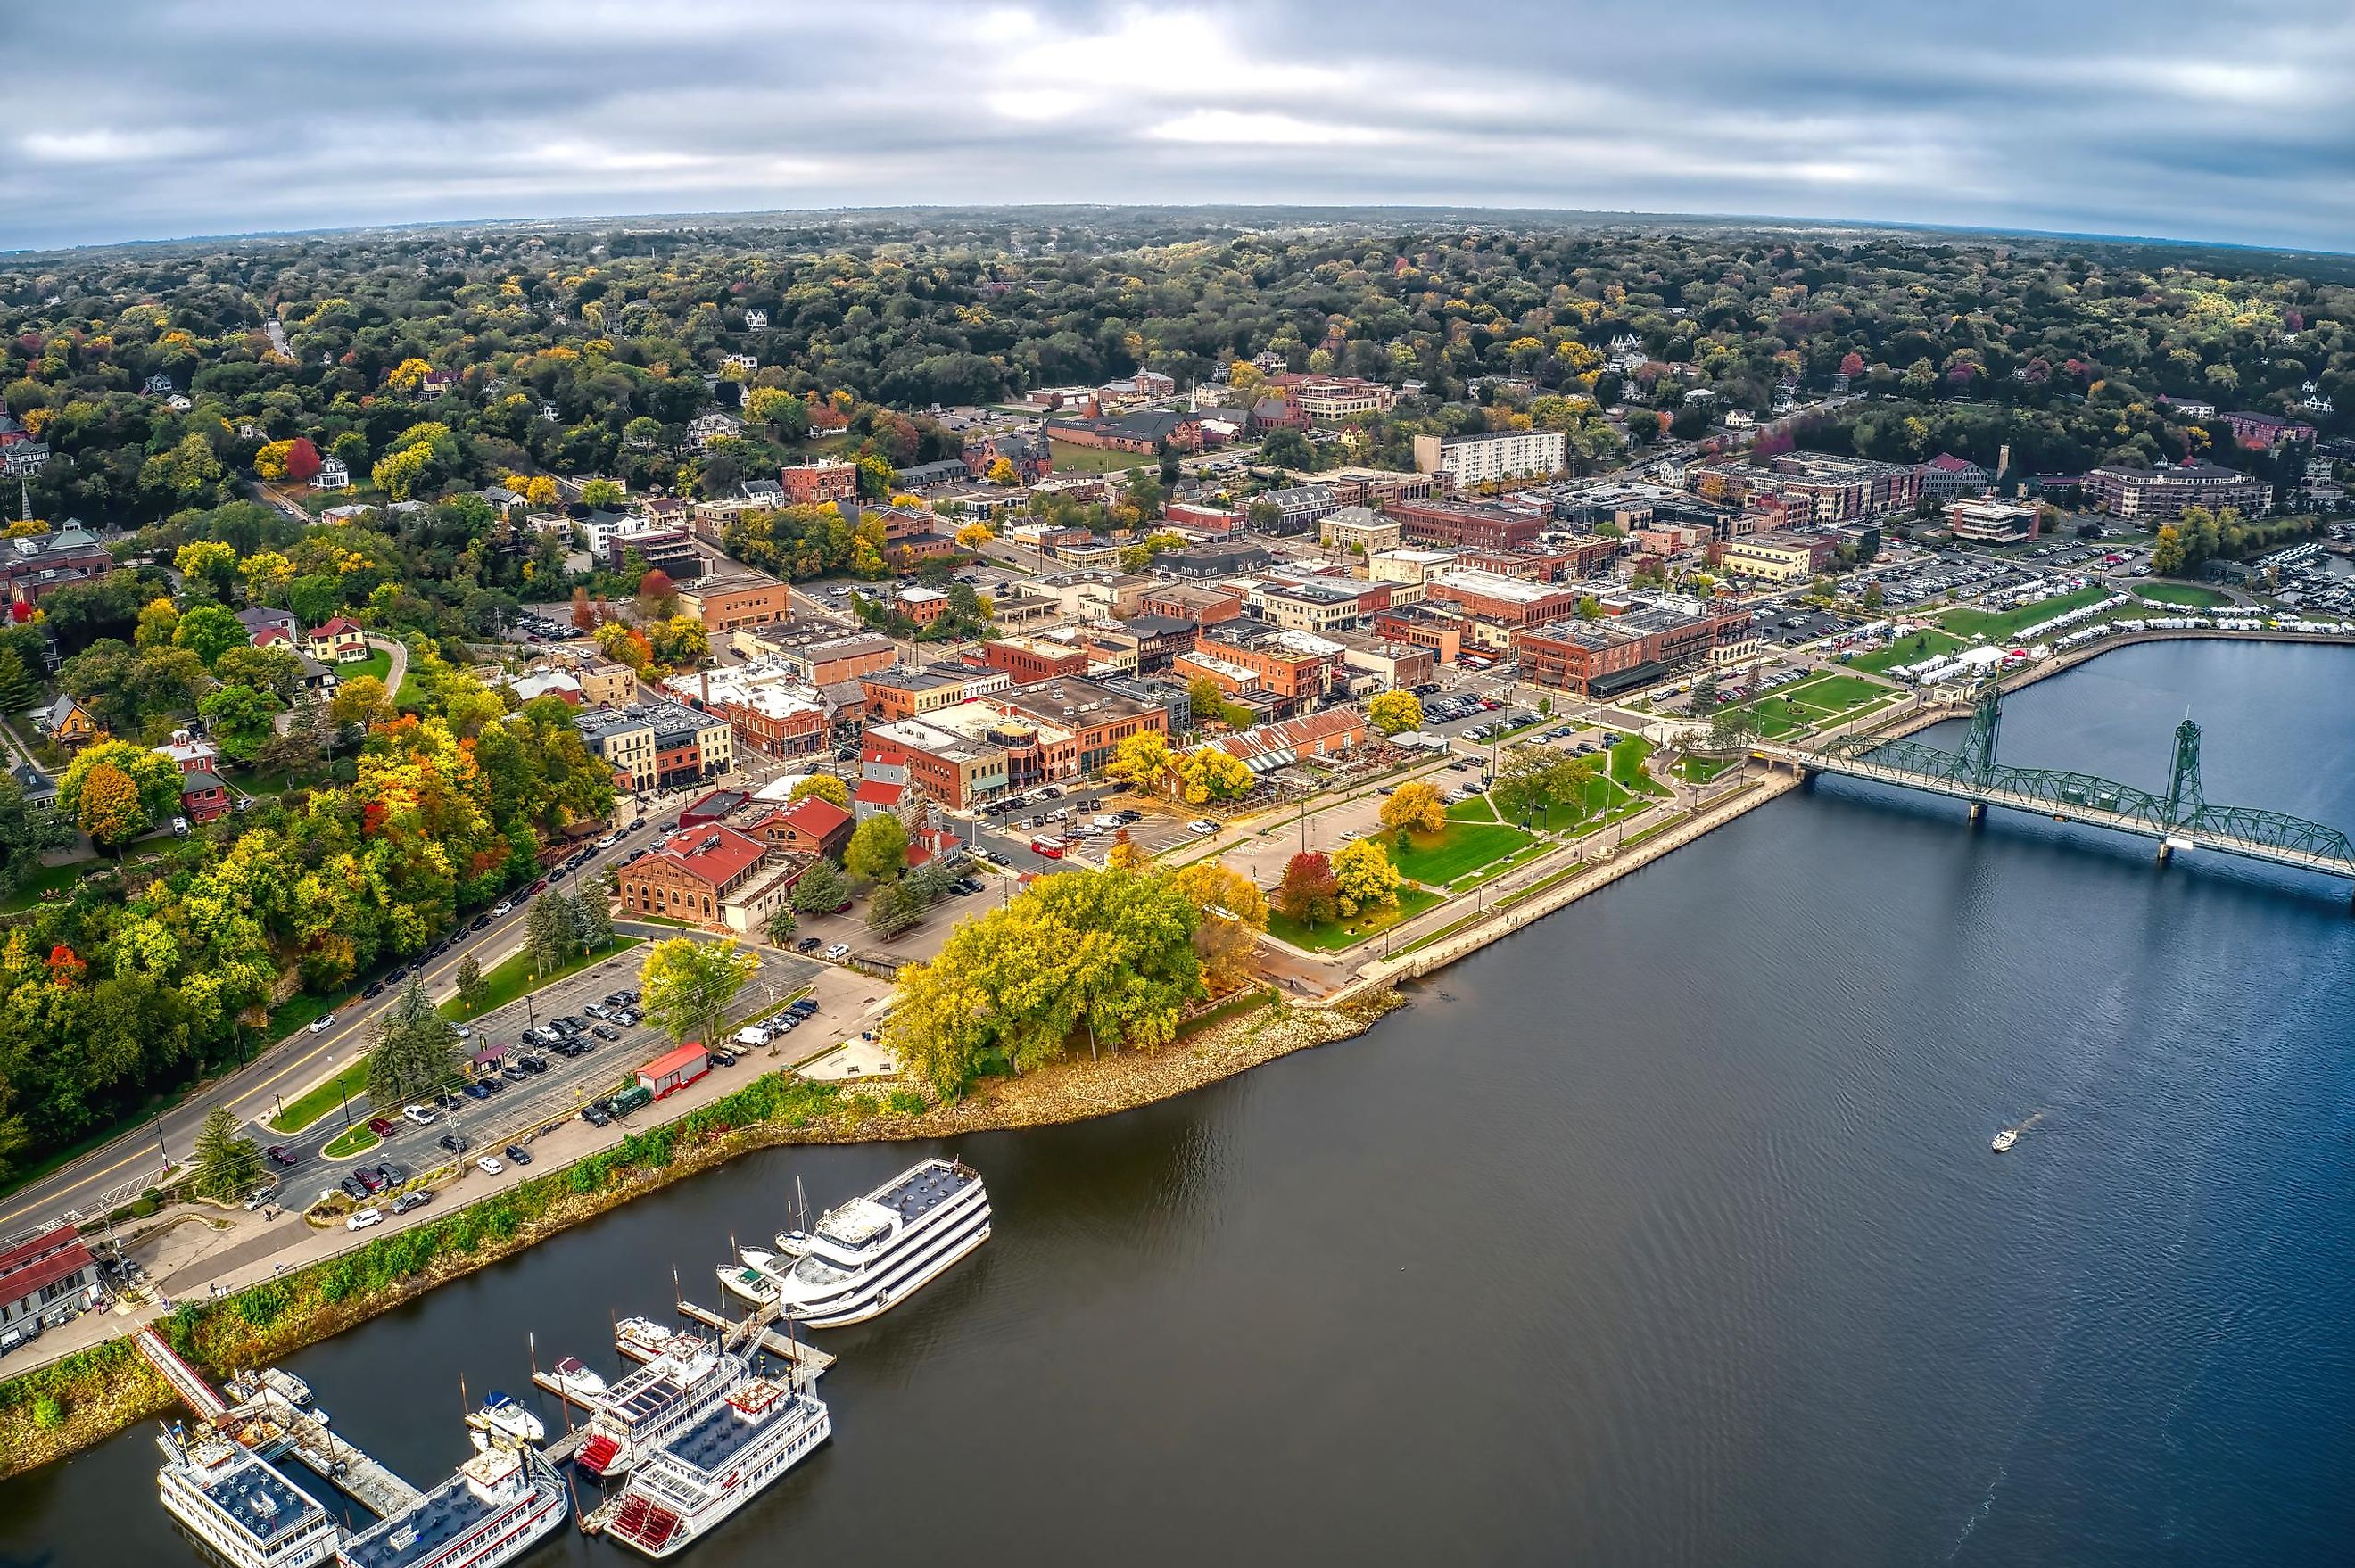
[130,1327,422,1519]
[675,1298,836,1386]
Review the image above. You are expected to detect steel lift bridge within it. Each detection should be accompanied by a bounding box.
[1754,678,2355,894]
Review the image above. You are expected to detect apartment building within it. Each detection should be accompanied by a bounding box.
[1720,534,1841,582]
[2087,461,2270,520]
[575,697,732,792]
[1410,428,1566,485]
[1318,505,1401,555]
[1518,601,1756,697]
[1424,567,1582,629]
[1176,620,1344,719]
[1384,498,1544,551]
[780,459,858,504]
[1253,578,1394,634]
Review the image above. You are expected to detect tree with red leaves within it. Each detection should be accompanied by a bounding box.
[282,436,321,482]
[571,586,597,631]
[1274,851,1341,928]
[1839,351,1866,378]
[637,569,677,618]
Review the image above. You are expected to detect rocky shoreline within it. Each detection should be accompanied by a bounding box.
[0,986,1401,1481]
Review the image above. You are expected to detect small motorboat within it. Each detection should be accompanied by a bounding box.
[616,1316,681,1363]
[1992,1128,2018,1153]
[719,1250,781,1308]
[549,1356,607,1400]
[467,1391,547,1450]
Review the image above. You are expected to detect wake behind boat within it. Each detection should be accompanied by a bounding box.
[764,1158,988,1328]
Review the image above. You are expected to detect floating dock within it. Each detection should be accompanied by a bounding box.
[130,1326,421,1519]
[675,1298,835,1387]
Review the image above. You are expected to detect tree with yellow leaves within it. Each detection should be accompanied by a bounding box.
[1103,829,1148,872]
[1366,689,1423,736]
[525,475,560,508]
[986,456,1018,486]
[1169,858,1267,994]
[1331,838,1402,917]
[1378,780,1446,838]
[1105,731,1177,796]
[239,550,295,607]
[252,439,297,480]
[954,521,996,549]
[385,357,432,393]
[1178,746,1253,805]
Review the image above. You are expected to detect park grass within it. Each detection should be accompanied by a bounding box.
[2134,582,2232,610]
[1389,822,1533,886]
[1938,583,2110,640]
[269,1059,371,1135]
[440,937,639,1023]
[1849,627,1967,675]
[1445,794,1500,823]
[1046,437,1159,474]
[268,990,349,1040]
[1677,755,1739,783]
[1266,885,1442,953]
[0,857,103,913]
[322,1124,379,1159]
[1608,735,1669,797]
[1729,671,1901,738]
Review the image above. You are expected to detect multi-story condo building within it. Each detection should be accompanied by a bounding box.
[1411,429,1566,485]
[2087,461,2270,520]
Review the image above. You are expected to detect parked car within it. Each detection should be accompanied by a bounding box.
[463,1081,494,1100]
[439,1133,470,1153]
[1187,820,1219,835]
[338,1175,370,1201]
[591,1025,619,1042]
[477,1156,505,1176]
[516,1054,549,1074]
[307,1013,337,1035]
[823,943,852,961]
[347,1208,383,1231]
[581,1102,612,1127]
[362,981,384,999]
[355,1167,387,1194]
[242,1188,272,1211]
[708,1048,738,1068]
[401,1105,436,1126]
[471,914,492,931]
[492,901,514,917]
[796,937,822,954]
[366,1116,397,1137]
[391,1192,431,1215]
[503,1145,533,1166]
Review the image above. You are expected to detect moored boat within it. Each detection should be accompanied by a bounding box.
[603,1376,832,1558]
[156,1427,340,1568]
[466,1391,546,1451]
[574,1341,747,1481]
[764,1158,988,1328]
[333,1444,566,1568]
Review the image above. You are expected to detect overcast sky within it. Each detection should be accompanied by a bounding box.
[6,0,2354,253]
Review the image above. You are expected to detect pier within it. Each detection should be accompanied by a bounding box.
[676,1298,836,1387]
[130,1327,422,1519]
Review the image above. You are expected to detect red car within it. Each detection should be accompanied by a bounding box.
[366,1116,397,1137]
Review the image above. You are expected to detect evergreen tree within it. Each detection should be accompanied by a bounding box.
[526,893,569,976]
[576,887,616,952]
[365,978,461,1109]
[454,952,487,1014]
[191,1105,262,1202]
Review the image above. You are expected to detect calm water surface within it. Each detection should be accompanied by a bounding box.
[4,640,2352,1567]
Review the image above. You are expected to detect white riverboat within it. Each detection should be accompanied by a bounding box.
[157,1428,341,1568]
[574,1341,747,1481]
[603,1376,832,1559]
[334,1446,566,1568]
[465,1391,545,1451]
[764,1158,989,1328]
[615,1316,690,1365]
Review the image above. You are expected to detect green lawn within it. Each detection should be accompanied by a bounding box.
[1046,437,1159,474]
[1389,821,1533,886]
[1267,885,1442,953]
[322,1124,379,1159]
[269,1059,371,1135]
[1677,755,1739,783]
[1938,584,2110,640]
[0,857,104,913]
[441,937,640,1023]
[1728,671,1902,738]
[1608,736,1669,797]
[1445,793,1500,823]
[2134,582,2232,610]
[334,648,394,686]
[1850,628,1967,675]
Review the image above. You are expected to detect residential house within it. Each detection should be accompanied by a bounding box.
[312,457,351,491]
[304,617,370,664]
[180,770,231,824]
[38,695,102,747]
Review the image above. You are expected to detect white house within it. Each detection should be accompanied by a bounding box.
[312,456,351,491]
[742,309,769,331]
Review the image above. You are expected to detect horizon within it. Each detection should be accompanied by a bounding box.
[7,1,2355,254]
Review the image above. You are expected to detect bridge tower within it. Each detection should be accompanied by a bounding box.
[1956,675,2004,787]
[2164,717,2206,826]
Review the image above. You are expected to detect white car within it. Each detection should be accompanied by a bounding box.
[346,1208,383,1231]
[823,943,852,961]
[1091,814,1121,829]
[492,901,515,917]
[1187,820,1219,835]
[476,1156,505,1176]
[401,1105,436,1126]
[595,834,620,849]
[307,1013,337,1034]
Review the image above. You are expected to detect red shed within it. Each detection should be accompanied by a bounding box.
[637,1043,710,1100]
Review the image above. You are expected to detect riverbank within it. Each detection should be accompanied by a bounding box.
[0,986,1401,1480]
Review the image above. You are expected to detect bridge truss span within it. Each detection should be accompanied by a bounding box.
[1772,677,2355,888]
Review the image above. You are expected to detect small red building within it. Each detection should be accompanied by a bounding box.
[180,770,231,823]
[638,1043,711,1100]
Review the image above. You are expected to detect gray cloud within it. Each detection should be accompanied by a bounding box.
[5,0,2355,251]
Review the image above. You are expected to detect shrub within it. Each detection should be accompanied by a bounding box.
[887,1090,927,1115]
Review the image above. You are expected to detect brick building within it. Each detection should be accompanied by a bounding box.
[1384,499,1544,552]
[2087,461,2271,520]
[678,570,791,632]
[1424,567,1582,628]
[1519,602,1756,697]
[780,460,858,505]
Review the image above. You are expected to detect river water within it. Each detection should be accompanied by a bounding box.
[4,640,2352,1567]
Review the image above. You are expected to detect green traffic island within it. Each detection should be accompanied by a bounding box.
[1265,886,1444,953]
[320,1124,379,1159]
